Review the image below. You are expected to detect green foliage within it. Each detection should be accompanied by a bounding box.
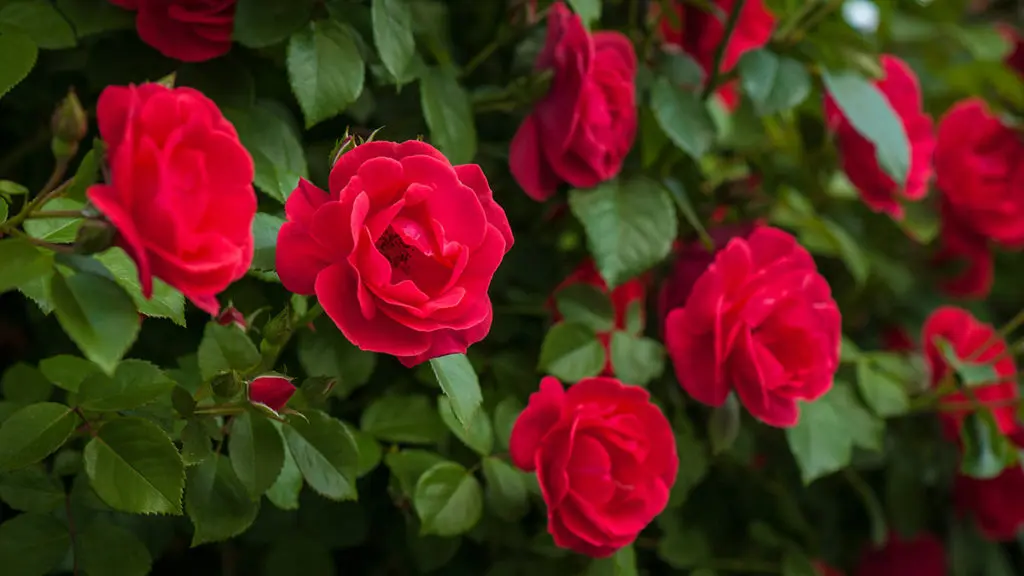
[287,20,366,128]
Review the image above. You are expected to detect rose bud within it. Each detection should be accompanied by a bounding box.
[248,376,296,412]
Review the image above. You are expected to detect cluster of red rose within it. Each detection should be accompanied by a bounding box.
[89,0,1024,572]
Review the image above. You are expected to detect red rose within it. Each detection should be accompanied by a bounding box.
[824,56,935,219]
[107,0,236,62]
[248,375,296,412]
[854,534,946,576]
[657,0,775,108]
[216,306,247,331]
[88,83,255,315]
[921,306,1019,437]
[1001,25,1024,76]
[509,2,637,201]
[881,326,915,353]
[664,227,841,427]
[509,376,677,557]
[934,98,1024,298]
[955,462,1024,540]
[275,141,513,366]
[551,259,646,375]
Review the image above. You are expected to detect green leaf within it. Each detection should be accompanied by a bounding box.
[95,246,186,326]
[297,319,377,399]
[64,148,98,202]
[429,353,483,430]
[538,322,606,383]
[439,396,493,456]
[180,419,212,467]
[186,454,260,546]
[0,0,75,49]
[960,411,1018,479]
[786,382,883,484]
[657,523,710,569]
[609,331,665,387]
[414,462,483,536]
[265,435,303,510]
[822,69,910,186]
[707,393,741,455]
[83,417,185,514]
[0,513,69,576]
[651,77,716,159]
[0,31,37,99]
[360,394,446,444]
[932,336,1001,388]
[287,20,365,128]
[492,397,522,451]
[76,520,152,576]
[372,0,415,84]
[225,103,308,203]
[251,212,285,272]
[233,0,315,48]
[856,357,910,417]
[283,410,359,500]
[347,424,382,478]
[38,355,99,393]
[567,0,601,28]
[77,359,176,412]
[738,49,811,115]
[0,402,78,471]
[197,322,261,382]
[229,410,285,498]
[0,466,64,512]
[781,549,818,576]
[23,198,82,243]
[554,283,614,333]
[0,200,7,224]
[568,178,677,288]
[419,66,476,164]
[481,457,528,521]
[50,270,140,375]
[385,449,445,497]
[668,423,708,507]
[55,0,135,38]
[587,544,637,576]
[0,238,53,295]
[1,363,52,404]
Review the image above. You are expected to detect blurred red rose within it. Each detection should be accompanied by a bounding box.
[854,534,946,576]
[665,227,841,427]
[1001,25,1024,76]
[248,376,296,412]
[551,260,646,375]
[510,376,677,557]
[509,2,637,201]
[275,141,513,366]
[107,0,236,62]
[882,326,915,353]
[956,462,1024,541]
[934,98,1024,298]
[657,0,775,108]
[88,83,255,315]
[921,306,1019,437]
[814,561,844,576]
[824,55,935,219]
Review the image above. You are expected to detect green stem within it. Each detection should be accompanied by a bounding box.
[25,209,84,219]
[194,405,247,417]
[9,229,73,253]
[0,177,74,233]
[702,0,747,100]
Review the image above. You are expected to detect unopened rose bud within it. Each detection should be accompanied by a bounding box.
[248,375,296,412]
[51,89,88,157]
[73,218,116,255]
[211,371,243,399]
[216,307,247,331]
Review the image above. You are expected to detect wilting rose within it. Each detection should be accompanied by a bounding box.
[248,376,296,412]
[275,140,513,366]
[88,83,255,315]
[854,534,946,576]
[824,55,935,219]
[510,376,677,557]
[509,2,637,201]
[107,0,236,62]
[955,461,1024,541]
[665,227,841,427]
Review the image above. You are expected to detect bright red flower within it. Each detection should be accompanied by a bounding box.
[664,227,841,427]
[248,376,296,412]
[934,98,1024,298]
[275,140,513,366]
[510,376,677,557]
[824,55,935,219]
[107,0,236,62]
[955,462,1024,541]
[88,83,255,315]
[854,534,946,576]
[509,2,637,201]
[921,306,1019,437]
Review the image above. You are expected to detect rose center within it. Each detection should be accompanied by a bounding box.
[376,228,413,272]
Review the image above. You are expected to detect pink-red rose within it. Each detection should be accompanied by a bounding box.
[955,462,1024,541]
[664,227,841,427]
[657,0,775,108]
[248,376,296,412]
[854,534,946,576]
[509,2,637,201]
[551,259,646,375]
[275,140,513,366]
[824,55,935,219]
[934,98,1024,298]
[510,376,677,557]
[107,0,236,62]
[88,83,255,315]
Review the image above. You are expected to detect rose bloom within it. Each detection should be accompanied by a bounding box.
[107,0,236,62]
[824,55,935,219]
[551,259,646,375]
[854,534,946,576]
[922,306,1019,437]
[934,98,1024,298]
[657,0,775,108]
[275,140,513,366]
[955,461,1024,541]
[88,83,255,315]
[664,227,841,427]
[509,2,637,201]
[510,376,677,557]
[248,376,296,412]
